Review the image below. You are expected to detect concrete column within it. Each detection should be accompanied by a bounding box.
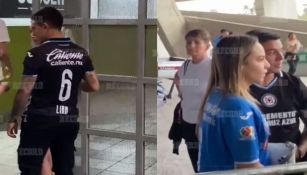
[158,0,187,57]
[255,0,298,19]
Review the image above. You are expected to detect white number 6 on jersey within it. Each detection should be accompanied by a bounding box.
[59,69,73,101]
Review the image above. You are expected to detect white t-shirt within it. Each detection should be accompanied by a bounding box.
[178,58,211,124]
[0,19,10,42]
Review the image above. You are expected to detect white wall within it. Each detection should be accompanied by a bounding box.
[157,34,170,60]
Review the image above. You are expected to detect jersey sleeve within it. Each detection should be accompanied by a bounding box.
[220,100,260,164]
[23,50,40,76]
[84,56,94,73]
[83,51,95,73]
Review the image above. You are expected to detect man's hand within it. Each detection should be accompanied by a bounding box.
[7,120,18,138]
[296,141,307,159]
[0,81,10,94]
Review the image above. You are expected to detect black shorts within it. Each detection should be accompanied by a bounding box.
[18,115,79,175]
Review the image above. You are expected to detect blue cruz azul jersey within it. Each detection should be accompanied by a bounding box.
[198,88,271,172]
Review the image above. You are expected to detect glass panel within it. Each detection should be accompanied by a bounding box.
[90,0,138,19]
[147,0,157,19]
[89,26,138,76]
[89,136,136,175]
[0,0,32,17]
[145,26,157,78]
[0,26,31,120]
[40,0,81,18]
[89,81,136,133]
[145,142,157,175]
[145,84,157,136]
[63,25,82,45]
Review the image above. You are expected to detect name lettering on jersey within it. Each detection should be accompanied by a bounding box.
[46,49,84,66]
[261,93,277,107]
[205,102,221,116]
[56,105,69,115]
[203,114,216,125]
[264,111,297,126]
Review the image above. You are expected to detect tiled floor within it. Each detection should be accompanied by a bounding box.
[0,131,20,175]
[0,130,157,175]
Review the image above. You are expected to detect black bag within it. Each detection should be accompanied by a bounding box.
[168,102,183,154]
[168,60,190,154]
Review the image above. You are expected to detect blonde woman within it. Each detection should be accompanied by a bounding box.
[198,35,270,172]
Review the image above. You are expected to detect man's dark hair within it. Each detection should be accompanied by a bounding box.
[288,32,294,38]
[246,30,280,43]
[31,7,63,30]
[220,29,228,33]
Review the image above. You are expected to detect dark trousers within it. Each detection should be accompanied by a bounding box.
[18,115,79,175]
[182,120,199,173]
[286,52,299,75]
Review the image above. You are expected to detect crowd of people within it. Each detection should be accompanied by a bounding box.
[168,28,307,173]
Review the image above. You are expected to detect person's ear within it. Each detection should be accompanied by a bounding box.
[42,22,49,30]
[240,64,246,74]
[205,42,210,50]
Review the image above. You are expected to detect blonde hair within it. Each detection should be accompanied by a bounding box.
[198,35,258,123]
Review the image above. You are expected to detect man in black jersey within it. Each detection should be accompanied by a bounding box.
[247,30,307,163]
[6,7,100,175]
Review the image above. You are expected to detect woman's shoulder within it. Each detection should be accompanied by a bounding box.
[219,95,254,111]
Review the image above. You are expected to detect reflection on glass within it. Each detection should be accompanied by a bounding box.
[90,0,138,19]
[89,81,136,133]
[62,25,82,44]
[145,142,157,175]
[89,26,138,76]
[145,26,157,77]
[89,136,136,174]
[145,84,157,136]
[40,0,81,18]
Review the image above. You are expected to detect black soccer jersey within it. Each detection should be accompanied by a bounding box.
[250,72,307,144]
[23,38,94,117]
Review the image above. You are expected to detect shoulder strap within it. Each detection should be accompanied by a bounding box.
[183,59,191,76]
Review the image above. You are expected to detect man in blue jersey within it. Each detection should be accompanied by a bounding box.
[212,29,229,47]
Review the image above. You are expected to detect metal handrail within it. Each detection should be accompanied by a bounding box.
[185,16,307,36]
[198,162,307,175]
